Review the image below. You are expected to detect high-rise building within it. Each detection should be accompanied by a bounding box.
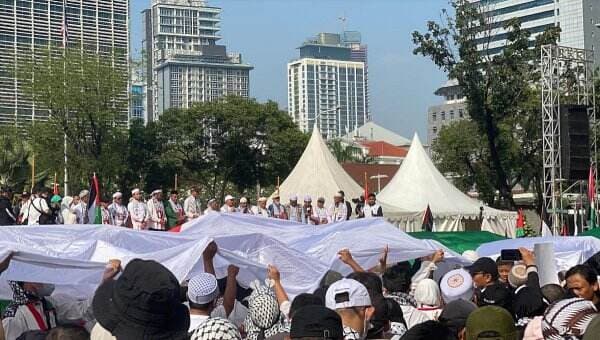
[427,79,468,146]
[288,32,369,139]
[471,0,600,67]
[0,0,129,126]
[143,0,252,120]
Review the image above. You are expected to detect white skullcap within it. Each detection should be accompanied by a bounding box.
[239,197,248,203]
[258,197,267,202]
[187,273,219,304]
[334,192,343,198]
[304,195,312,202]
[289,195,298,201]
[79,190,89,198]
[440,268,474,303]
[151,189,162,195]
[224,195,234,201]
[131,188,141,195]
[112,192,122,199]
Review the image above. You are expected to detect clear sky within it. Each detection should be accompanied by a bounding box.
[130,0,450,139]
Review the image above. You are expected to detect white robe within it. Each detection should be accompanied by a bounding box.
[183,196,201,220]
[127,199,148,230]
[108,202,128,227]
[146,198,166,230]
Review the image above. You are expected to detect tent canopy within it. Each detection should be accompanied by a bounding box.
[409,231,506,254]
[272,127,363,203]
[377,134,516,236]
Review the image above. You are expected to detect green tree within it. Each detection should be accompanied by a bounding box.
[412,0,559,209]
[16,48,128,193]
[328,139,361,163]
[156,97,308,199]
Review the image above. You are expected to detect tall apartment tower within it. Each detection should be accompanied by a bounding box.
[0,0,129,126]
[471,0,600,67]
[288,32,369,139]
[427,79,468,146]
[143,0,252,121]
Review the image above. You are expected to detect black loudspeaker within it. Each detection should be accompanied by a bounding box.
[560,104,590,181]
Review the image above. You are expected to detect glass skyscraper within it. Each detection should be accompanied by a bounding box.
[143,0,252,120]
[288,32,369,139]
[0,0,129,126]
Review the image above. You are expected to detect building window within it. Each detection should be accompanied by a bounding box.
[450,110,454,120]
[441,111,446,120]
[433,126,438,134]
[432,112,437,121]
[459,109,464,118]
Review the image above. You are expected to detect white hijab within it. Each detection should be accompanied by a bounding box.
[414,278,442,307]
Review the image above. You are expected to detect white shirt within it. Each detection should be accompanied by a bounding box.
[251,205,270,217]
[363,203,382,218]
[220,205,238,213]
[328,202,347,222]
[127,199,148,230]
[313,206,330,225]
[73,202,87,224]
[27,197,49,225]
[184,195,201,220]
[2,294,93,340]
[400,305,431,329]
[147,198,166,230]
[187,301,248,332]
[108,202,128,227]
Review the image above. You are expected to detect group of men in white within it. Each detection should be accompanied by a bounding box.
[15,185,384,229]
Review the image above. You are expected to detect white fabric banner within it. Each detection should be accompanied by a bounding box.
[0,214,463,300]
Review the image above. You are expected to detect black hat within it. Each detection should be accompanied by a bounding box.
[438,299,477,335]
[290,305,343,340]
[466,257,498,280]
[92,259,190,339]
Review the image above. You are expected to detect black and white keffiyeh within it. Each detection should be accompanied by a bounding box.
[243,281,286,340]
[2,281,35,319]
[190,317,241,340]
[542,298,597,340]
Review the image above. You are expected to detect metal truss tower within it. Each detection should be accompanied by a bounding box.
[541,45,596,233]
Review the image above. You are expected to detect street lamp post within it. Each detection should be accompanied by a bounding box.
[370,174,389,193]
[314,106,340,138]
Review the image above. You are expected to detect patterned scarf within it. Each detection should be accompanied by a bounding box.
[385,291,417,308]
[243,282,286,340]
[190,317,241,340]
[2,281,36,319]
[542,298,597,340]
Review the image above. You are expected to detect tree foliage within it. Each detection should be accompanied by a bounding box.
[412,0,559,209]
[16,48,128,193]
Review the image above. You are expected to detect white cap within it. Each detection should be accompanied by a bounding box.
[508,263,528,288]
[304,195,312,202]
[152,189,162,195]
[187,273,220,304]
[258,197,267,202]
[207,198,216,204]
[334,192,343,198]
[225,195,234,201]
[289,194,298,201]
[112,192,122,199]
[325,278,371,310]
[440,268,474,303]
[461,250,479,262]
[131,188,141,195]
[79,190,89,198]
[240,197,248,204]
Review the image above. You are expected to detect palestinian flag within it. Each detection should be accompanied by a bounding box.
[87,173,102,224]
[589,166,597,229]
[516,208,525,238]
[422,204,434,232]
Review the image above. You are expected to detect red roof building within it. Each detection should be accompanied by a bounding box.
[357,140,408,164]
[342,163,400,194]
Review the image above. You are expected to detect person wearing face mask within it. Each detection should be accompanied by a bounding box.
[325,278,374,340]
[0,255,121,340]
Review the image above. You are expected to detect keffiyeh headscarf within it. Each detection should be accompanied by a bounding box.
[2,281,36,319]
[243,281,286,340]
[542,298,597,340]
[190,317,241,340]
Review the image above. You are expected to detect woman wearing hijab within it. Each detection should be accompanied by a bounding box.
[414,278,444,321]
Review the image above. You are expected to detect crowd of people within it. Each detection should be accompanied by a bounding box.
[0,186,384,229]
[1,237,600,339]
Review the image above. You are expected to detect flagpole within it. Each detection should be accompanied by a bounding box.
[31,154,35,193]
[174,173,178,191]
[62,0,69,196]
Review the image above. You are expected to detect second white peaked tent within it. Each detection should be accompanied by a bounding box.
[378,134,517,237]
[272,127,363,203]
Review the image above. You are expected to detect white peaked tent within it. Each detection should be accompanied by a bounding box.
[378,134,517,237]
[272,127,363,203]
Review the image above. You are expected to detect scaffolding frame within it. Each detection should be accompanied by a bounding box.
[541,45,596,234]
